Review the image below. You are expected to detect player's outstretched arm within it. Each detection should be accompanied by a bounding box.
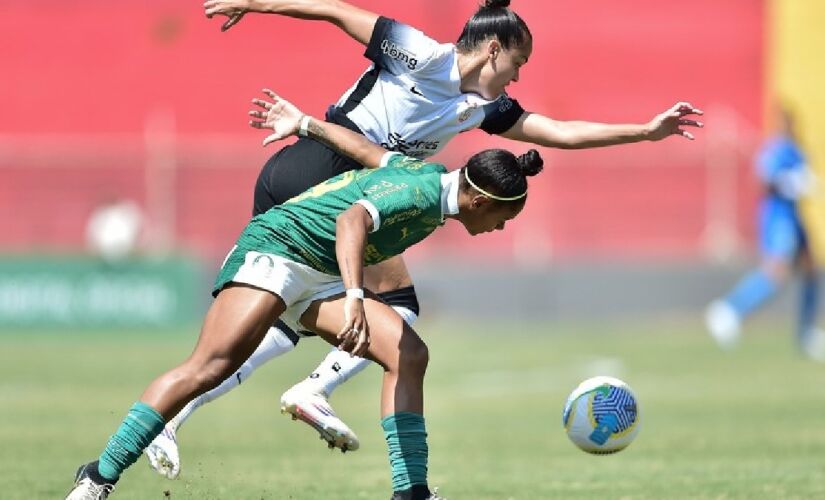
[249,89,387,169]
[204,0,378,42]
[500,102,704,149]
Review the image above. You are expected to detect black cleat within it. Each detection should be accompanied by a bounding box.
[391,485,444,500]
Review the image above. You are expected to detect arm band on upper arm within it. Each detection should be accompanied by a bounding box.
[480,96,526,135]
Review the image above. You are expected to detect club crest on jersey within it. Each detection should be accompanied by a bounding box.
[381,39,418,70]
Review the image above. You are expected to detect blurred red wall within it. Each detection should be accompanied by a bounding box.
[0,0,764,262]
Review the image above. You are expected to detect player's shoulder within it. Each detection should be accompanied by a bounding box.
[371,17,451,75]
[383,152,421,168]
[484,93,521,113]
[385,153,446,173]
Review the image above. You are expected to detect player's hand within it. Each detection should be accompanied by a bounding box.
[249,89,305,146]
[204,0,251,31]
[337,296,370,358]
[646,102,704,141]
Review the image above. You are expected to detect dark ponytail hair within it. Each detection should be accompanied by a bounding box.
[462,148,543,203]
[456,0,532,52]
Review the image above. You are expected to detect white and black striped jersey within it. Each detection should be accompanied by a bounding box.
[326,17,525,159]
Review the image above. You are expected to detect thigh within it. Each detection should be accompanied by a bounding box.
[189,284,287,367]
[299,292,421,371]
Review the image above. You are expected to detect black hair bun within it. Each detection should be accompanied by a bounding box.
[483,0,511,9]
[517,149,544,176]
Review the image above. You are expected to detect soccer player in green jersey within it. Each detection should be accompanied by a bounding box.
[65,90,543,500]
[144,1,704,478]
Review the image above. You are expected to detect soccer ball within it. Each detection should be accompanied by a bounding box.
[562,376,640,454]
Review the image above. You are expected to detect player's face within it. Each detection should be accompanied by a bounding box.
[480,38,532,99]
[462,198,524,236]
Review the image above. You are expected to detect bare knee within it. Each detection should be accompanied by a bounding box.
[396,335,429,378]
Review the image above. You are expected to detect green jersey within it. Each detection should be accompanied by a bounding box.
[235,154,448,275]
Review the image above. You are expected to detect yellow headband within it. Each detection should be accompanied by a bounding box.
[463,168,526,201]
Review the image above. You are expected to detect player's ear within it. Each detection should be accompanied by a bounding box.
[471,194,492,209]
[487,39,501,60]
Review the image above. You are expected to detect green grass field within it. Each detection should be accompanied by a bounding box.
[2,316,824,499]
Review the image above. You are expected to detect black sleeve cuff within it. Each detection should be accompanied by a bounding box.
[364,16,394,68]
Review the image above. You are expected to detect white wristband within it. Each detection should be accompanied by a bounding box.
[345,288,364,300]
[298,115,311,137]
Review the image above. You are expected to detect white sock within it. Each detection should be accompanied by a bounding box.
[300,305,418,397]
[167,324,297,432]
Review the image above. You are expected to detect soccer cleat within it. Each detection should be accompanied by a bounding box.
[801,328,825,363]
[144,426,180,479]
[705,300,741,350]
[390,485,445,500]
[280,385,360,452]
[65,461,115,500]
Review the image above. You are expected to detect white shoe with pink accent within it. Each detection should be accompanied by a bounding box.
[280,383,360,452]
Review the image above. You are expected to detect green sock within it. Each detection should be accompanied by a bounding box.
[98,402,165,481]
[382,412,429,491]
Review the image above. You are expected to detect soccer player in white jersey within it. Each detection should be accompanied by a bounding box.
[144,0,704,478]
[65,90,543,500]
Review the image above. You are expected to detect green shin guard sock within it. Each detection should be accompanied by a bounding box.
[98,402,166,481]
[382,412,429,492]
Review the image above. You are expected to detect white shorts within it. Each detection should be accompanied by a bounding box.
[214,247,345,331]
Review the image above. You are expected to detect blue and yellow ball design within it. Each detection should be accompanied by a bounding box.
[562,376,640,454]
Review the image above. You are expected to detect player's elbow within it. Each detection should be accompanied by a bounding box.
[336,206,370,236]
[544,127,590,149]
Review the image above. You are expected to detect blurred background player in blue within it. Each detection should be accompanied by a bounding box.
[706,105,823,360]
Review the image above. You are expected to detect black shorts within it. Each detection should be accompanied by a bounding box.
[252,137,363,216]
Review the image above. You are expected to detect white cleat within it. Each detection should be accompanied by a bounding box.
[65,462,115,500]
[801,328,825,363]
[144,426,180,479]
[65,478,114,500]
[705,300,741,350]
[280,385,359,452]
[429,487,446,499]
